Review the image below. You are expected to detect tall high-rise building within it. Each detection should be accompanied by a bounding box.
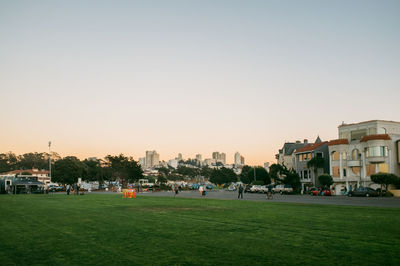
[234,152,241,166]
[195,154,202,163]
[212,152,226,164]
[240,156,245,165]
[145,150,160,168]
[138,157,146,168]
[177,153,183,161]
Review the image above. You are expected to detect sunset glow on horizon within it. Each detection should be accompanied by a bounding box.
[1,0,399,165]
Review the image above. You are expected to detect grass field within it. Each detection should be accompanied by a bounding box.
[1,194,399,265]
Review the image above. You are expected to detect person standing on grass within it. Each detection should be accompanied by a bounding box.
[66,184,71,195]
[238,184,244,199]
[199,185,204,196]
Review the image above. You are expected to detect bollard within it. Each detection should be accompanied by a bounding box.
[123,189,127,198]
[133,189,136,198]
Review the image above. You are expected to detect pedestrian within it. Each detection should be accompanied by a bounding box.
[238,184,244,199]
[174,185,179,197]
[66,184,71,195]
[267,185,273,200]
[199,185,204,196]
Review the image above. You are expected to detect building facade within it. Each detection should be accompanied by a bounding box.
[328,120,400,194]
[294,137,330,191]
[276,140,308,170]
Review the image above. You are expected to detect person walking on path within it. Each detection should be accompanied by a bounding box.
[238,185,244,199]
[66,184,71,195]
[174,185,179,197]
[267,185,273,200]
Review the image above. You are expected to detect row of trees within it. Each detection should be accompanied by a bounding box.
[0,152,61,173]
[52,154,143,185]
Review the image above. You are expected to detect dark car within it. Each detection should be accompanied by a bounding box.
[244,185,252,193]
[348,187,378,197]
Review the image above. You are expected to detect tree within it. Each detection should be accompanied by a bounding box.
[82,159,103,182]
[282,169,301,192]
[53,156,86,185]
[371,173,399,196]
[239,165,253,184]
[318,174,333,188]
[210,168,237,185]
[0,152,18,173]
[307,157,325,185]
[157,176,167,184]
[104,154,143,184]
[240,166,271,185]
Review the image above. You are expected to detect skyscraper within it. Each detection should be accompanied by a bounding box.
[234,152,241,166]
[145,150,160,168]
[212,152,226,164]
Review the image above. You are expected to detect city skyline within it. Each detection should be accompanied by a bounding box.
[1,1,399,165]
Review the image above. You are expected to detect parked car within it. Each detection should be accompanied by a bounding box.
[310,187,319,196]
[273,185,293,194]
[259,185,269,194]
[48,185,64,192]
[244,185,252,193]
[348,187,379,197]
[250,185,262,193]
[321,189,332,196]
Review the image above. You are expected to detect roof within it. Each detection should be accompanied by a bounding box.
[360,134,391,142]
[0,169,49,175]
[281,142,306,156]
[12,178,44,186]
[338,120,400,128]
[294,141,328,154]
[328,139,349,146]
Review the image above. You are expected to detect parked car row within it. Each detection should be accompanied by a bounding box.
[348,187,379,197]
[244,184,293,194]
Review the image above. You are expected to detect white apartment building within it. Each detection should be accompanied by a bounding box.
[234,152,241,166]
[212,152,226,164]
[328,120,400,194]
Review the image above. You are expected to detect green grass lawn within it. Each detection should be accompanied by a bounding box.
[0,194,399,265]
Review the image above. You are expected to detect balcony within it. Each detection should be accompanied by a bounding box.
[367,156,387,163]
[347,160,361,167]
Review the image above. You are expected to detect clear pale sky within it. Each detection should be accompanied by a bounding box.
[1,0,399,165]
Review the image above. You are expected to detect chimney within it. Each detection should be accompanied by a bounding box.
[295,140,301,144]
[304,139,308,144]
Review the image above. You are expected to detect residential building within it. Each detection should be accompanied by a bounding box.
[138,157,146,168]
[264,162,270,171]
[168,159,178,169]
[328,120,400,194]
[177,153,183,161]
[276,140,308,170]
[294,137,329,191]
[195,154,202,165]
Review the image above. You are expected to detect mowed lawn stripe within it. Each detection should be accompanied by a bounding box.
[0,194,399,265]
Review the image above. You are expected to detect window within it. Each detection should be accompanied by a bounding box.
[298,155,302,162]
[342,152,347,160]
[378,163,388,173]
[332,166,340,177]
[351,149,360,160]
[351,129,367,140]
[331,151,339,161]
[316,152,323,158]
[343,167,347,177]
[352,167,360,174]
[366,146,388,157]
[368,128,377,135]
[366,164,376,176]
[303,170,309,179]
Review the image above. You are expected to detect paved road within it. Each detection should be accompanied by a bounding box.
[135,190,400,208]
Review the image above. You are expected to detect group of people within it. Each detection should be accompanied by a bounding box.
[66,184,80,195]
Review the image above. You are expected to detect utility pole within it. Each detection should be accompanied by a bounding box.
[48,141,52,183]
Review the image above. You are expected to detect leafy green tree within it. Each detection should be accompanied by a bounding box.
[53,156,86,185]
[104,154,143,184]
[200,166,213,179]
[175,165,199,178]
[0,152,18,173]
[157,167,170,177]
[269,164,286,183]
[371,173,399,196]
[318,174,333,187]
[82,159,104,182]
[239,165,253,184]
[282,169,301,192]
[157,176,167,184]
[307,157,325,184]
[210,168,237,185]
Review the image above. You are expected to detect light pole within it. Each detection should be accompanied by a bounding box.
[48,141,52,183]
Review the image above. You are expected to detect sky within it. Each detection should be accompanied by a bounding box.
[0,0,399,165]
